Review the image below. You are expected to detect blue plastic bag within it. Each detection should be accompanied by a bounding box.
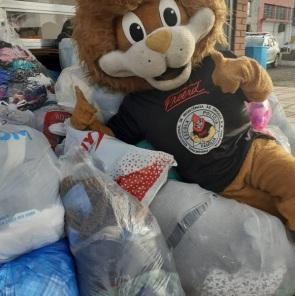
[0,240,79,296]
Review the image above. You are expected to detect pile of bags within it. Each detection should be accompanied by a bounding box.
[1,27,295,296]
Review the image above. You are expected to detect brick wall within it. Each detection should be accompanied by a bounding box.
[232,0,248,56]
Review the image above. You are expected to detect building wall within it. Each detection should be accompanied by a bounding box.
[247,0,260,31]
[232,0,248,56]
[257,0,295,45]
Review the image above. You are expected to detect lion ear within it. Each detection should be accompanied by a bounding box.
[99,51,134,78]
[188,8,216,42]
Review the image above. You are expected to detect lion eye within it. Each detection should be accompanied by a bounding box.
[129,23,145,42]
[159,0,181,27]
[122,12,146,44]
[163,8,178,26]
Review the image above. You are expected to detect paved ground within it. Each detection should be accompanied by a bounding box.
[268,66,295,87]
[267,66,295,127]
[274,86,295,127]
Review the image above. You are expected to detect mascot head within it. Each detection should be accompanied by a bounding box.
[74,0,227,92]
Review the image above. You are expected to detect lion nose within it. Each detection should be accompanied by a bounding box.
[146,30,172,54]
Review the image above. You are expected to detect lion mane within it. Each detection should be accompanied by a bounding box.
[73,0,227,93]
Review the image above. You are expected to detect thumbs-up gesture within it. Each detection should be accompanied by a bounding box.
[211,51,273,102]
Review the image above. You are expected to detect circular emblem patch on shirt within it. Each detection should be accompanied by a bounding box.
[176,104,224,155]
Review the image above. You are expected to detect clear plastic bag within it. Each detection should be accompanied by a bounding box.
[0,17,54,111]
[269,93,295,156]
[0,9,23,47]
[0,101,36,127]
[59,150,184,296]
[0,123,64,263]
[0,239,79,296]
[268,125,292,154]
[150,180,295,296]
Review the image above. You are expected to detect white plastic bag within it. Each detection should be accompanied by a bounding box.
[0,123,64,263]
[34,98,71,148]
[58,38,79,69]
[55,65,124,123]
[0,101,35,127]
[63,124,176,205]
[150,181,295,296]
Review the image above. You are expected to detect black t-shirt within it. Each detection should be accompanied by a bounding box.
[108,55,255,192]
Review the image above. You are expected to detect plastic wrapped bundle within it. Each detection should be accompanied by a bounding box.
[0,240,79,296]
[269,93,295,155]
[60,150,184,296]
[150,181,295,296]
[0,23,54,110]
[0,123,64,263]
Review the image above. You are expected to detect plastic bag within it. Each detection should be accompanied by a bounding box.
[63,124,176,205]
[0,19,54,111]
[55,65,124,122]
[59,150,184,296]
[0,9,23,47]
[269,93,295,155]
[58,38,79,69]
[0,101,35,127]
[150,180,295,296]
[0,239,79,296]
[0,123,64,263]
[268,125,292,154]
[34,99,71,148]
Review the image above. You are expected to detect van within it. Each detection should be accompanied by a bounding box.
[245,33,281,68]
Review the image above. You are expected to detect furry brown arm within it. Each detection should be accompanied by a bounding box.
[211,51,273,102]
[71,87,114,137]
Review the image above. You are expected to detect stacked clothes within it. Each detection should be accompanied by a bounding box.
[0,40,54,111]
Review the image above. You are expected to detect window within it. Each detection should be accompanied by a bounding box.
[248,0,252,17]
[264,4,275,18]
[276,6,286,20]
[0,0,75,48]
[278,23,286,33]
[264,4,291,21]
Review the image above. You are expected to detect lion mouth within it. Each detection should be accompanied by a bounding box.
[154,65,187,81]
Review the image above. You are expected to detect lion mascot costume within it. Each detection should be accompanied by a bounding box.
[72,0,295,230]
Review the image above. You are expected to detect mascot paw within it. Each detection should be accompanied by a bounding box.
[71,87,99,130]
[211,51,245,94]
[71,87,114,136]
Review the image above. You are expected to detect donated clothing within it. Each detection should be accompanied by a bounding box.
[108,56,257,192]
